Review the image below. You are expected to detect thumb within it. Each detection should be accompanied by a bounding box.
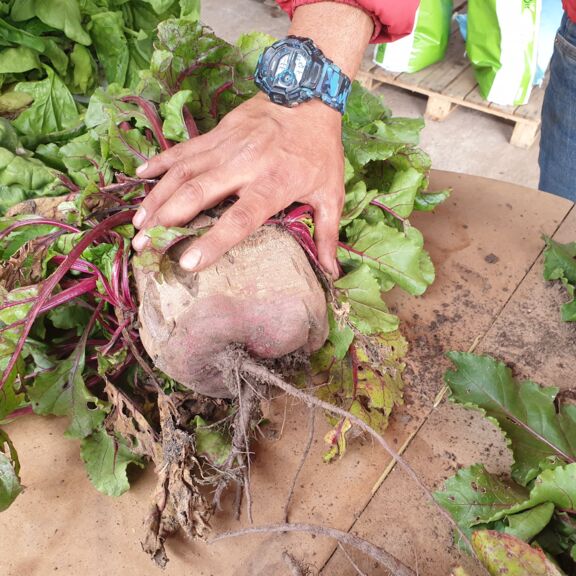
[313,199,342,278]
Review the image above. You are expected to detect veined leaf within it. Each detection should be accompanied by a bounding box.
[80,429,144,497]
[13,67,80,138]
[35,0,91,46]
[445,353,576,485]
[339,220,434,296]
[28,336,106,439]
[434,464,530,530]
[334,264,399,335]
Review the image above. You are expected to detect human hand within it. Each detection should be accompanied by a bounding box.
[132,93,344,277]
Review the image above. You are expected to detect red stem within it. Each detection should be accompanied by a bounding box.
[0,210,135,390]
[370,199,405,223]
[0,218,80,242]
[121,96,171,151]
[210,81,233,119]
[182,106,199,139]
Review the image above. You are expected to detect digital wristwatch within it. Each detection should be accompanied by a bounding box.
[254,36,352,115]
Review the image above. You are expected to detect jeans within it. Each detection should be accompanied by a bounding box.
[539,13,576,201]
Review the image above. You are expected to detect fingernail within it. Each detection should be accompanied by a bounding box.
[136,162,148,176]
[132,207,146,228]
[132,232,148,251]
[181,248,202,271]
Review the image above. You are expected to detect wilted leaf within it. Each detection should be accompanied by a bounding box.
[193,416,231,467]
[472,530,566,576]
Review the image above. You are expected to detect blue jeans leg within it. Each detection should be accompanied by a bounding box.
[539,13,576,201]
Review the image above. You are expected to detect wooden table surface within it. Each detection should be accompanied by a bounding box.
[1,171,574,576]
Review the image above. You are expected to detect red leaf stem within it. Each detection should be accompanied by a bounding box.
[121,96,171,151]
[0,210,135,390]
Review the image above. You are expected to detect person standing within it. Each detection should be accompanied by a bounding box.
[539,2,576,201]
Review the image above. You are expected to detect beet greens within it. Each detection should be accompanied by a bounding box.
[0,14,446,560]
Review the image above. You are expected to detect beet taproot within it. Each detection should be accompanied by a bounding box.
[135,224,329,398]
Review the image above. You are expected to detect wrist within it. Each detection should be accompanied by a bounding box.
[289,2,373,79]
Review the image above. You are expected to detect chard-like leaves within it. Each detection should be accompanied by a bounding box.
[544,237,576,321]
[339,221,434,296]
[28,332,106,439]
[13,67,80,139]
[445,352,576,485]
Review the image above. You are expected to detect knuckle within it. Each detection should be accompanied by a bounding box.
[226,204,254,232]
[179,180,205,205]
[170,161,191,181]
[238,140,259,164]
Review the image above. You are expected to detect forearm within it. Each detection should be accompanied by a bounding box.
[288,2,373,79]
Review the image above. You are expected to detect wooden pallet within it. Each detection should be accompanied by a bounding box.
[358,1,546,149]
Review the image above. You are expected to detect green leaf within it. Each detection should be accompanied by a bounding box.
[0,429,21,511]
[0,217,60,259]
[160,89,193,142]
[140,0,177,13]
[0,450,21,512]
[193,416,231,466]
[70,43,94,93]
[0,92,34,117]
[344,82,390,126]
[34,0,91,46]
[28,338,106,439]
[327,307,354,360]
[89,11,129,86]
[334,264,399,335]
[434,464,530,529]
[544,237,576,322]
[374,167,424,219]
[340,181,378,228]
[0,46,40,73]
[505,503,555,542]
[472,530,566,576]
[80,429,144,497]
[10,0,36,22]
[339,220,434,296]
[43,38,69,76]
[0,16,45,51]
[180,0,201,20]
[445,353,576,485]
[13,67,80,138]
[414,189,450,212]
[143,225,200,251]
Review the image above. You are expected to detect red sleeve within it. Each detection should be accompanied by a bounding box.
[275,0,420,43]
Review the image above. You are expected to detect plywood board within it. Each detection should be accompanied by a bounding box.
[322,200,575,575]
[0,172,572,576]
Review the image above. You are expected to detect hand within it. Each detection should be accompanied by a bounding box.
[132,93,344,277]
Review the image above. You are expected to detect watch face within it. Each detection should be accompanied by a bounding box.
[255,39,317,106]
[273,49,308,90]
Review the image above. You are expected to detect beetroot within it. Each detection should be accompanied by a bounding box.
[136,225,328,397]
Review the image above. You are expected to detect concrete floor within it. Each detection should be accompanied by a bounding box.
[202,0,541,189]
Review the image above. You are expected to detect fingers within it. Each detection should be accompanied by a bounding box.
[313,192,344,278]
[133,147,225,229]
[132,164,248,250]
[135,131,221,179]
[179,189,278,272]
